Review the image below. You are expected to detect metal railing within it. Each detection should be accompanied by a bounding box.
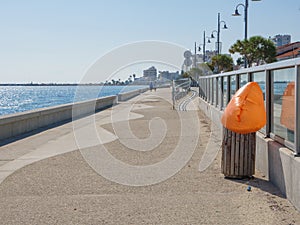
[172,78,191,109]
[198,58,300,156]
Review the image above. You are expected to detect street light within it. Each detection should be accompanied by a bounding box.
[232,0,261,67]
[211,30,217,39]
[211,13,228,55]
[197,31,212,62]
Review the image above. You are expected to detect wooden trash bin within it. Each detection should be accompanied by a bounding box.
[221,127,256,179]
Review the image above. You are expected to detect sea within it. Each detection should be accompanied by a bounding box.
[0,85,147,116]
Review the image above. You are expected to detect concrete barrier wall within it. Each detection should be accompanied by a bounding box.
[117,87,149,102]
[0,95,117,142]
[198,98,300,211]
[0,87,150,142]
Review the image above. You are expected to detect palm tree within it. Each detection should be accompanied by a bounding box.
[229,36,276,67]
[208,54,234,73]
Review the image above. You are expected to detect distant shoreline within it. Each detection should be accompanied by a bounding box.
[0,83,146,86]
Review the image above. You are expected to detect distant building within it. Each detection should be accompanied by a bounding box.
[192,50,217,65]
[133,77,150,85]
[158,71,180,81]
[276,42,300,61]
[271,34,291,47]
[143,66,157,81]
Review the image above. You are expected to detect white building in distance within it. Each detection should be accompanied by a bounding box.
[158,71,180,81]
[143,66,157,81]
[271,34,291,47]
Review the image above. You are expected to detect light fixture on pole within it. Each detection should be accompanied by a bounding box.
[211,30,217,39]
[232,0,261,67]
[211,13,228,55]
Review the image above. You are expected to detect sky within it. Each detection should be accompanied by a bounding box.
[0,0,299,83]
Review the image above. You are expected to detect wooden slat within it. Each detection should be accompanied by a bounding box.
[248,133,252,175]
[227,130,233,175]
[243,133,249,176]
[221,128,228,175]
[249,132,256,175]
[252,133,256,174]
[234,132,240,176]
[221,128,225,173]
[225,129,231,175]
[239,134,244,175]
[230,131,235,175]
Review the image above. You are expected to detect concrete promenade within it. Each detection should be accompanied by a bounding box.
[0,88,299,224]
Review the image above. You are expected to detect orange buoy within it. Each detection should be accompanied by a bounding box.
[221,82,266,134]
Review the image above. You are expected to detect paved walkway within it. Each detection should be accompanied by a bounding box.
[0,88,299,224]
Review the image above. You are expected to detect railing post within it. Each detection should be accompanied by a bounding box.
[207,78,210,103]
[220,76,224,110]
[204,79,206,100]
[199,80,201,97]
[209,78,211,104]
[295,65,300,156]
[265,69,271,137]
[236,74,240,91]
[172,80,175,110]
[204,79,207,101]
[227,76,231,104]
[216,77,219,107]
[206,78,209,102]
[248,72,252,82]
[202,79,204,100]
[211,78,214,105]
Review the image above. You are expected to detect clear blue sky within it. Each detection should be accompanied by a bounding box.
[0,0,299,83]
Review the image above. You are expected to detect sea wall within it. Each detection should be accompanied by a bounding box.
[0,95,117,142]
[0,87,151,143]
[118,87,149,101]
[198,97,300,212]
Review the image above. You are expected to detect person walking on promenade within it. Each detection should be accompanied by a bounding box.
[149,81,153,92]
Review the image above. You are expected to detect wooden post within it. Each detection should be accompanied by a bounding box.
[221,127,256,178]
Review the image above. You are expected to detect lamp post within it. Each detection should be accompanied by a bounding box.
[211,13,228,55]
[198,31,211,63]
[194,32,211,68]
[232,0,261,67]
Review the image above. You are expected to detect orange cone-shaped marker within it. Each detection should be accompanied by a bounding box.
[221,82,266,134]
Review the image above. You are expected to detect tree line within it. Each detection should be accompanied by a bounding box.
[184,35,277,78]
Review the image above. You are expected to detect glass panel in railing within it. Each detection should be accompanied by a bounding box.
[253,71,266,101]
[205,79,208,101]
[207,78,210,102]
[199,80,202,98]
[209,78,214,104]
[202,79,205,99]
[223,76,228,108]
[253,71,266,134]
[201,80,203,97]
[213,78,217,106]
[271,68,295,143]
[230,76,236,100]
[217,77,222,107]
[239,74,248,88]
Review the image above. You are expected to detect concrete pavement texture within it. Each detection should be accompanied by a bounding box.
[0,88,299,225]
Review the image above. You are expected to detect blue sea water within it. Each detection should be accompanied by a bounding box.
[0,85,146,116]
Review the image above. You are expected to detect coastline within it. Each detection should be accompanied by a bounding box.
[0,83,148,86]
